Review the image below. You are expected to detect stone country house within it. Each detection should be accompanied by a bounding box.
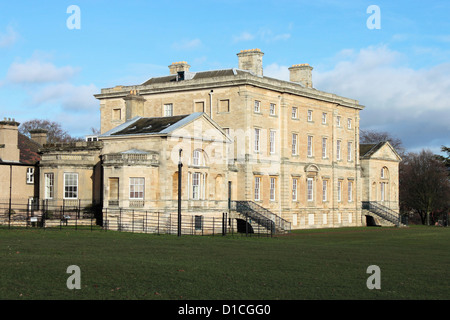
[1,49,403,232]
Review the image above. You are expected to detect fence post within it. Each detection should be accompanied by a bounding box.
[157,212,160,235]
[104,208,108,232]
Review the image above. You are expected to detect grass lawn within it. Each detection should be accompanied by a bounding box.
[0,225,449,300]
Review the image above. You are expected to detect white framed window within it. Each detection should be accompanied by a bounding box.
[337,116,341,127]
[64,173,78,199]
[254,177,261,201]
[129,177,144,199]
[192,173,201,200]
[26,167,34,184]
[270,103,276,115]
[322,180,327,202]
[307,178,314,201]
[347,142,352,162]
[44,173,54,199]
[164,103,173,117]
[292,107,298,119]
[292,133,298,155]
[348,181,353,202]
[307,136,313,157]
[381,182,386,201]
[307,110,313,122]
[292,178,298,202]
[270,177,276,201]
[193,149,201,166]
[322,137,327,159]
[254,128,261,153]
[322,112,327,124]
[381,167,388,178]
[347,118,352,129]
[337,140,342,160]
[269,130,276,154]
[338,180,342,202]
[254,100,261,113]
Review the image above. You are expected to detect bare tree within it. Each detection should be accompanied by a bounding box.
[19,119,82,143]
[400,149,450,225]
[360,129,405,155]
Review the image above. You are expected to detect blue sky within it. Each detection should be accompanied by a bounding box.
[0,0,449,154]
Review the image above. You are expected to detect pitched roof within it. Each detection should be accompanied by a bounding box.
[99,113,206,138]
[359,142,383,157]
[360,141,402,161]
[18,133,41,164]
[141,69,248,86]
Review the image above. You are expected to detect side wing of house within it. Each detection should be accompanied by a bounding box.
[360,142,402,210]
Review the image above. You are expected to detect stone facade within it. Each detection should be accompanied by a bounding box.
[27,48,401,231]
[90,48,400,229]
[0,118,41,207]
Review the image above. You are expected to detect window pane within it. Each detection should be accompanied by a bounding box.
[45,173,54,199]
[270,130,276,154]
[130,177,144,199]
[270,177,276,201]
[307,178,313,201]
[292,179,297,201]
[254,177,260,201]
[64,173,78,199]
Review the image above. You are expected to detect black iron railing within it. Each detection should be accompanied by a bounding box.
[233,201,291,233]
[362,201,401,226]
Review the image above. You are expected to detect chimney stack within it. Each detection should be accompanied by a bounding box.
[169,61,191,75]
[237,49,264,77]
[0,117,20,162]
[123,90,146,121]
[288,64,313,88]
[29,129,49,146]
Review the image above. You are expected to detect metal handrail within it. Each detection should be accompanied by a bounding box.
[233,201,291,232]
[362,201,400,226]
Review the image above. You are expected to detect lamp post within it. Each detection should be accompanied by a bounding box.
[178,149,183,237]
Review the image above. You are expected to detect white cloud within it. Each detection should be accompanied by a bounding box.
[313,45,450,151]
[32,83,98,112]
[233,32,255,43]
[5,58,79,84]
[1,54,100,136]
[0,26,18,48]
[233,28,291,43]
[172,38,202,50]
[264,63,290,80]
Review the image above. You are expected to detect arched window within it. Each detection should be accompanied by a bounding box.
[381,167,389,179]
[192,149,207,166]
